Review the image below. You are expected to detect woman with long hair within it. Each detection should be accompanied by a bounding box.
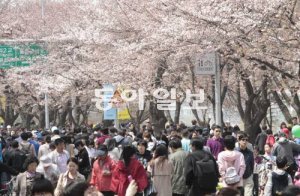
[111,146,148,196]
[148,144,173,196]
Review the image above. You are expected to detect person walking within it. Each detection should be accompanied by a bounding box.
[90,145,115,196]
[148,144,173,196]
[75,140,91,179]
[217,135,246,189]
[255,126,268,155]
[272,132,300,179]
[236,133,254,196]
[206,126,224,159]
[54,157,85,196]
[169,139,188,196]
[12,156,43,196]
[49,138,70,174]
[185,139,220,196]
[111,146,148,196]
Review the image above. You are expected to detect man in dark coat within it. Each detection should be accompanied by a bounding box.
[255,125,268,154]
[184,138,220,196]
[75,140,91,179]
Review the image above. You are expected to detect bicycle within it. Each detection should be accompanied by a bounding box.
[0,176,16,196]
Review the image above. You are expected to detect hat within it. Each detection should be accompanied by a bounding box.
[40,155,52,167]
[95,144,108,157]
[282,128,290,138]
[51,126,58,132]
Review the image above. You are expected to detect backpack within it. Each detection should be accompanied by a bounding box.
[224,167,241,185]
[266,135,275,146]
[193,153,219,189]
[13,149,27,172]
[271,172,289,195]
[19,143,32,156]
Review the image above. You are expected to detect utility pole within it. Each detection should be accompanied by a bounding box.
[41,0,49,130]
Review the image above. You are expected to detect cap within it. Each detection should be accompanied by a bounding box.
[40,155,52,167]
[95,144,108,157]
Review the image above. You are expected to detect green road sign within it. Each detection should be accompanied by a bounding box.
[0,44,48,69]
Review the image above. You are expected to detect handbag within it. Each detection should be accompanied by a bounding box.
[145,164,158,196]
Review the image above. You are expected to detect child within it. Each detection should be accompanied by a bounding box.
[264,156,293,196]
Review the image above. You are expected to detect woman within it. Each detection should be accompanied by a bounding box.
[143,132,155,152]
[12,156,43,196]
[111,146,148,196]
[54,157,85,196]
[217,135,245,188]
[90,145,115,196]
[36,155,60,187]
[105,138,122,162]
[62,136,75,158]
[148,144,173,196]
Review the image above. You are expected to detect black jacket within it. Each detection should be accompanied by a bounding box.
[238,147,254,179]
[77,147,91,177]
[184,150,219,196]
[7,148,26,173]
[255,132,268,153]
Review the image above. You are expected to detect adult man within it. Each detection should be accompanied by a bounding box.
[90,145,115,195]
[273,132,300,179]
[75,140,91,179]
[6,140,25,172]
[255,125,268,154]
[169,139,188,196]
[48,138,70,173]
[19,132,35,157]
[38,135,52,159]
[184,139,219,196]
[206,125,224,159]
[236,133,254,196]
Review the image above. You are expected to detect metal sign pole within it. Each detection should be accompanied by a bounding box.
[215,53,222,126]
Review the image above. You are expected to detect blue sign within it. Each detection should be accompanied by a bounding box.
[103,84,117,120]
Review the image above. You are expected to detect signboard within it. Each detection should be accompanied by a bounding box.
[117,108,130,120]
[0,44,47,69]
[194,52,217,75]
[103,84,117,120]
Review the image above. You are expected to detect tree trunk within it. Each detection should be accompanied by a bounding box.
[174,100,181,125]
[272,90,293,124]
[38,107,45,128]
[236,74,270,143]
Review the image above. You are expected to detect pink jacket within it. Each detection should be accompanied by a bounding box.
[217,150,246,187]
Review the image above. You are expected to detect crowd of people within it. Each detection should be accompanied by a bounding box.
[1,119,300,196]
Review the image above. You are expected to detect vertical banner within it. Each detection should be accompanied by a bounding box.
[103,84,117,120]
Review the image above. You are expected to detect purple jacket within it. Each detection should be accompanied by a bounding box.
[206,136,224,159]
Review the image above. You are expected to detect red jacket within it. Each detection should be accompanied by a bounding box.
[97,135,111,145]
[90,156,115,192]
[111,157,148,196]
